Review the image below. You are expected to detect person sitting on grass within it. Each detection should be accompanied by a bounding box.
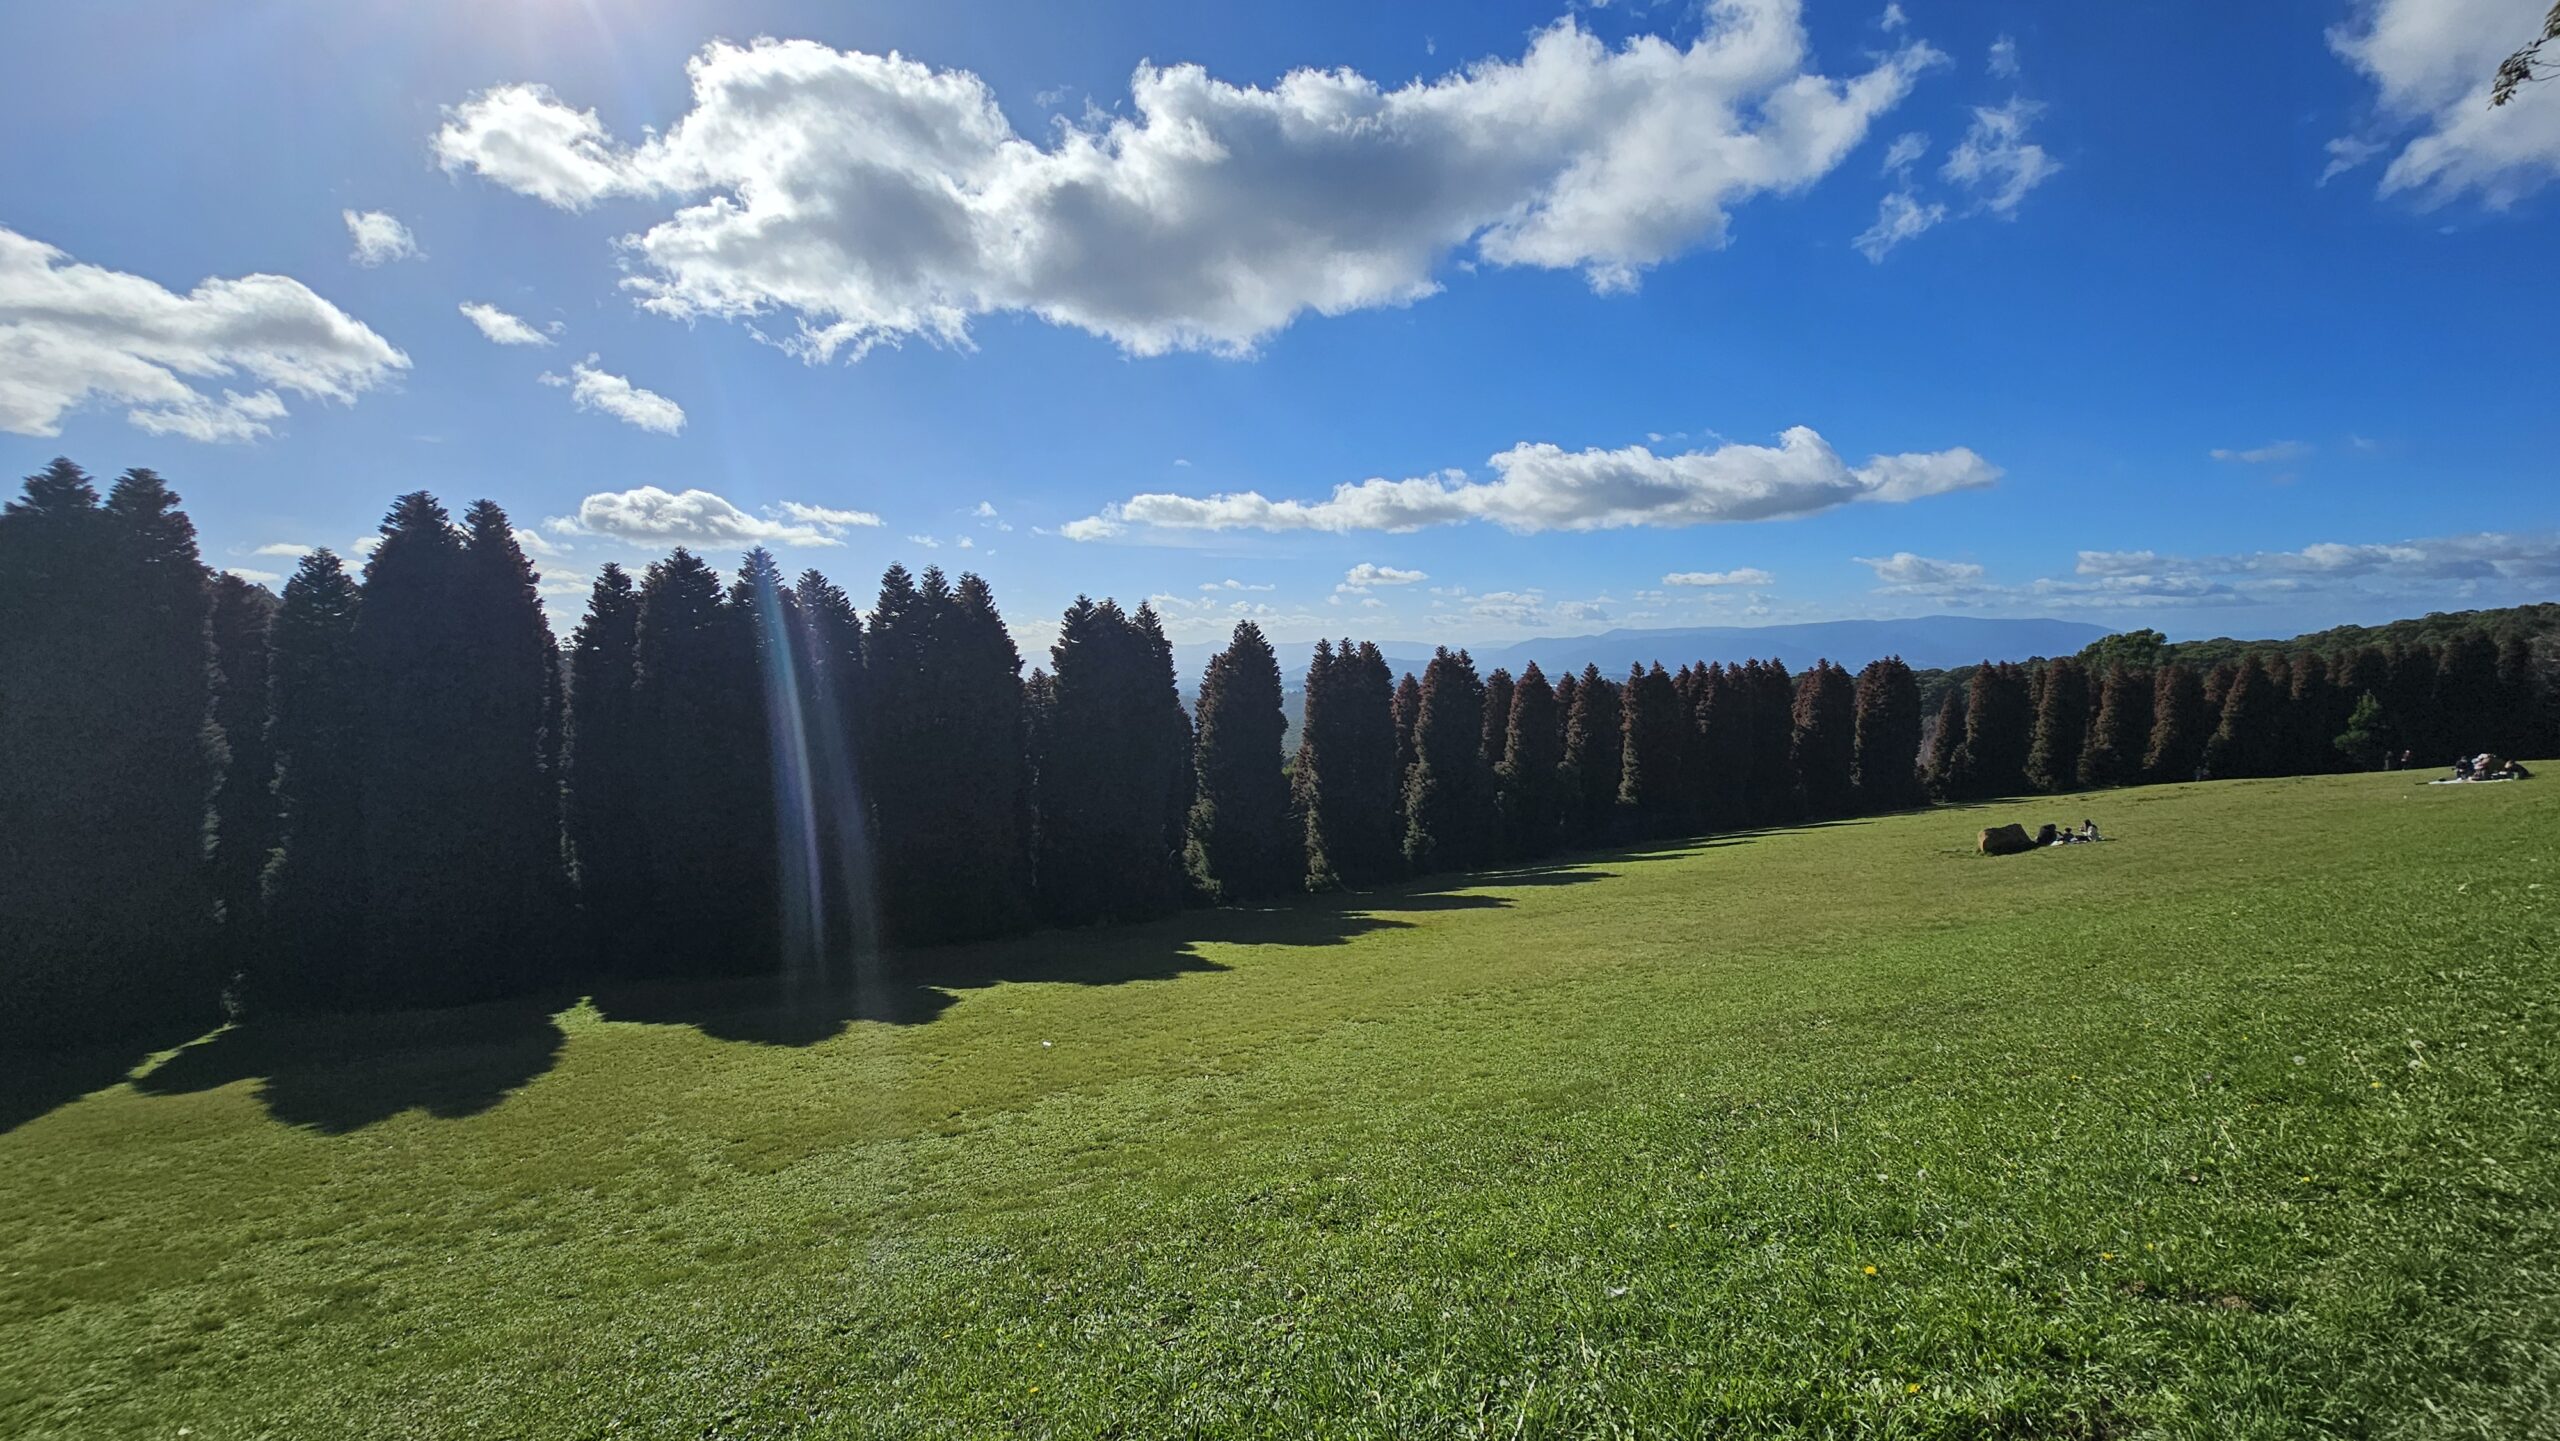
[2080,818,2102,841]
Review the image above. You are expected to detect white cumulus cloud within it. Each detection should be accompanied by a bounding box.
[435,2,1945,359]
[538,354,686,434]
[1857,551,1986,588]
[1663,566,1774,586]
[0,224,407,441]
[2328,0,2560,206]
[459,301,553,346]
[1338,562,1429,593]
[1067,426,1996,539]
[342,210,421,266]
[545,485,873,549]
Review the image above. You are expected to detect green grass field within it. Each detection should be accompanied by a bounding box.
[5,770,2557,1438]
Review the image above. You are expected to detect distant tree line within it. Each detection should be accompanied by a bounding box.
[1916,638,2552,802]
[3,461,2551,1048]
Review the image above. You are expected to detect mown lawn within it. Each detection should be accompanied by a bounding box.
[3,770,2556,1438]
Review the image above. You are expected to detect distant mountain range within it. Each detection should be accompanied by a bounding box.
[1172,615,2114,692]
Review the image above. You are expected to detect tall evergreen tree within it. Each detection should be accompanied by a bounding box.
[2433,629,2503,758]
[566,564,646,965]
[453,500,569,992]
[207,574,280,959]
[1038,598,1186,926]
[1618,663,1684,834]
[712,549,795,968]
[1294,640,1343,890]
[260,551,368,1011]
[1691,664,1744,829]
[624,548,742,976]
[2336,646,2392,712]
[1559,665,1621,845]
[2385,643,2444,763]
[2285,651,2344,775]
[1953,662,2033,798]
[1670,664,1714,827]
[1297,639,1402,890]
[1480,668,1516,777]
[791,568,876,964]
[2026,656,2091,793]
[1746,660,1800,824]
[2494,634,2549,759]
[2203,652,2282,779]
[1391,671,1423,837]
[1788,660,1857,818]
[352,492,477,1005]
[1338,642,1405,883]
[1850,657,1924,812]
[1496,661,1565,858]
[2201,661,2236,716]
[1131,603,1195,909]
[1187,622,1294,902]
[910,570,1030,940]
[1403,647,1487,873]
[2079,664,2153,789]
[863,562,934,937]
[1922,682,1966,800]
[0,463,222,1046]
[2144,663,2210,783]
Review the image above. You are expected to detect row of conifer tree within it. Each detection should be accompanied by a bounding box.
[2,460,2548,1049]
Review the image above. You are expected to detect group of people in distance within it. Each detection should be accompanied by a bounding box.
[2033,819,2105,847]
[2446,752,2533,783]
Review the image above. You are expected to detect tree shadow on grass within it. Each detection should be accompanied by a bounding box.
[588,864,1624,1048]
[8,854,1644,1134]
[0,1011,211,1136]
[127,994,571,1135]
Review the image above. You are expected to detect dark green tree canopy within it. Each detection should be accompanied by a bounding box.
[1187,621,1293,902]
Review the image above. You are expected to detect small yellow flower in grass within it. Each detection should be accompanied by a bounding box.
[1907,1383,1922,1395]
[2101,1251,2115,1261]
[1863,1265,1878,1276]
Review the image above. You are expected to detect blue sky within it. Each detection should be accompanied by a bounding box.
[2,0,2553,650]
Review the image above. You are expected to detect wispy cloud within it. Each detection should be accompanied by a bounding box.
[342,210,420,266]
[1068,428,1995,540]
[537,355,686,435]
[459,302,553,346]
[2210,440,2311,464]
[1663,567,1774,586]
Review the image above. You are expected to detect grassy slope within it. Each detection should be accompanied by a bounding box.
[3,771,2556,1439]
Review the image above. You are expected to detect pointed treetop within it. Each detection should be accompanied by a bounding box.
[11,456,99,517]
